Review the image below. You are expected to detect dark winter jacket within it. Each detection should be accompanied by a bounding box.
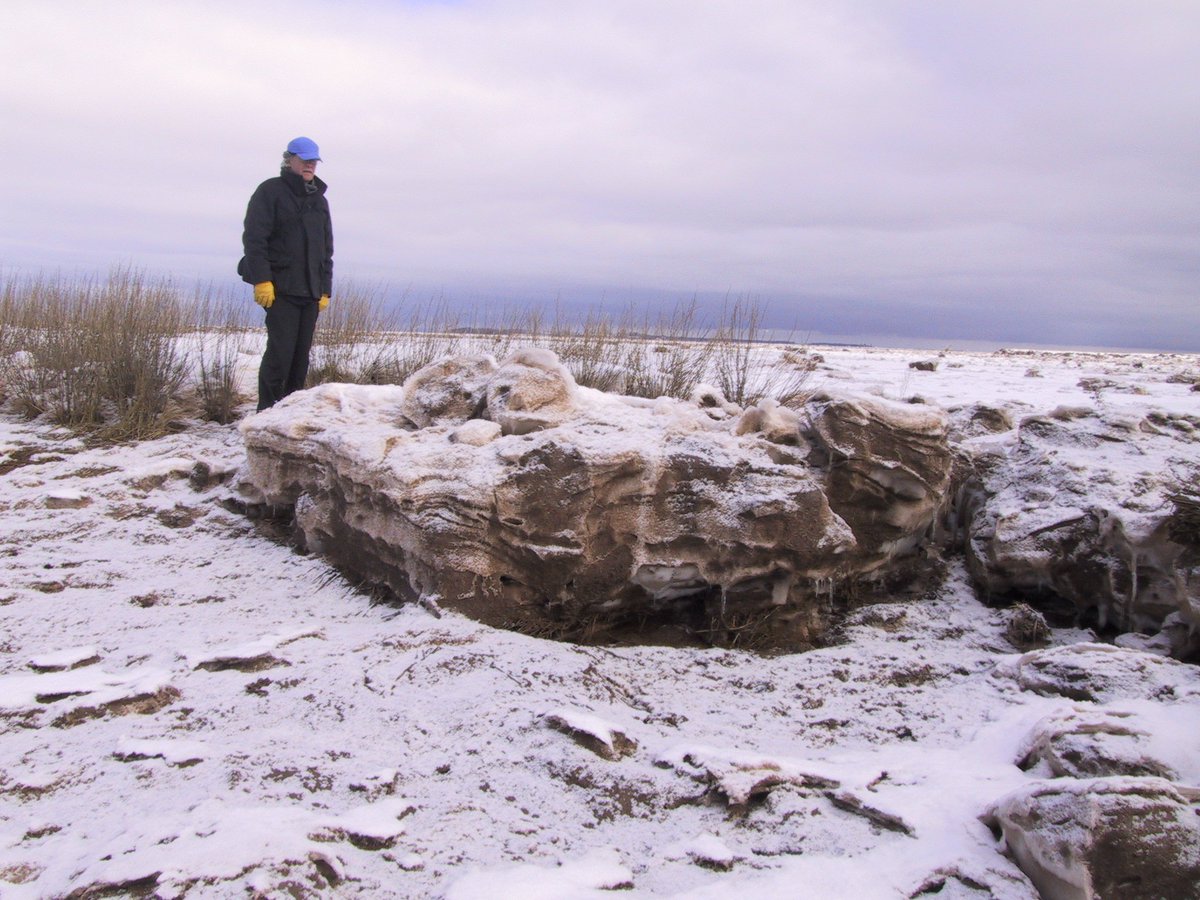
[239,169,333,299]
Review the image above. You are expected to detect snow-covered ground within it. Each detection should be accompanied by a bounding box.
[1,345,1197,898]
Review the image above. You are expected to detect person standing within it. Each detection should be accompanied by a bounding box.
[239,136,333,411]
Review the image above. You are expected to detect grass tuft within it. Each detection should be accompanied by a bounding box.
[1,271,817,441]
[1,269,191,440]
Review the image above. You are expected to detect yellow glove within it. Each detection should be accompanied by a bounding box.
[253,282,275,309]
[318,295,330,311]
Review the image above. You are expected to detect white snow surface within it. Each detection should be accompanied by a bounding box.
[542,708,629,755]
[27,645,99,672]
[1,345,1198,898]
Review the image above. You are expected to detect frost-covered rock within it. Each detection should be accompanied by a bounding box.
[114,737,208,767]
[318,797,415,850]
[238,354,951,646]
[691,383,741,419]
[735,397,804,445]
[984,777,1200,900]
[400,354,497,428]
[1017,707,1178,780]
[0,665,175,713]
[957,406,1200,643]
[805,392,952,557]
[948,403,1015,441]
[993,643,1200,704]
[1148,611,1200,660]
[485,348,579,436]
[187,628,322,672]
[656,744,839,813]
[450,419,502,447]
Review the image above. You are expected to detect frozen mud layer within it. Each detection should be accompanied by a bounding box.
[237,351,952,647]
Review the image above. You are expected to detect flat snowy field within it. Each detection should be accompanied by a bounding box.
[1,345,1197,898]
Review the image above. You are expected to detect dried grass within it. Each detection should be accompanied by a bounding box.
[308,281,401,384]
[711,295,811,407]
[545,300,714,402]
[308,288,467,387]
[190,288,254,425]
[624,301,713,401]
[0,269,192,440]
[0,272,818,439]
[552,308,628,393]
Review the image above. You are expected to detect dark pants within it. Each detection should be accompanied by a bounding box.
[258,294,319,411]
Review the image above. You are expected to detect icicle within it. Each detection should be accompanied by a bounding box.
[1126,549,1139,632]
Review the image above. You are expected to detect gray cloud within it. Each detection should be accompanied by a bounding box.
[3,0,1197,349]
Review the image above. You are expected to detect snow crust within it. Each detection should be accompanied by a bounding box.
[543,708,629,756]
[0,665,172,711]
[1,345,1198,897]
[27,645,99,672]
[446,847,633,899]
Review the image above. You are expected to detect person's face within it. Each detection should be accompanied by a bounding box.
[289,155,318,181]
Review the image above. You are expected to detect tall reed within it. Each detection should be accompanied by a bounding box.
[624,299,713,401]
[552,307,628,393]
[0,269,191,440]
[191,287,254,425]
[308,281,399,385]
[307,287,472,386]
[372,298,466,385]
[94,271,191,438]
[710,295,810,407]
[0,270,816,443]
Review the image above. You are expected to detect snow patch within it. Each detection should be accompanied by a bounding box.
[113,737,208,766]
[664,832,742,870]
[27,645,101,672]
[187,627,323,670]
[0,665,172,711]
[445,847,633,900]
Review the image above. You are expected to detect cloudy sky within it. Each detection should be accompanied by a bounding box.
[3,1,1197,350]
